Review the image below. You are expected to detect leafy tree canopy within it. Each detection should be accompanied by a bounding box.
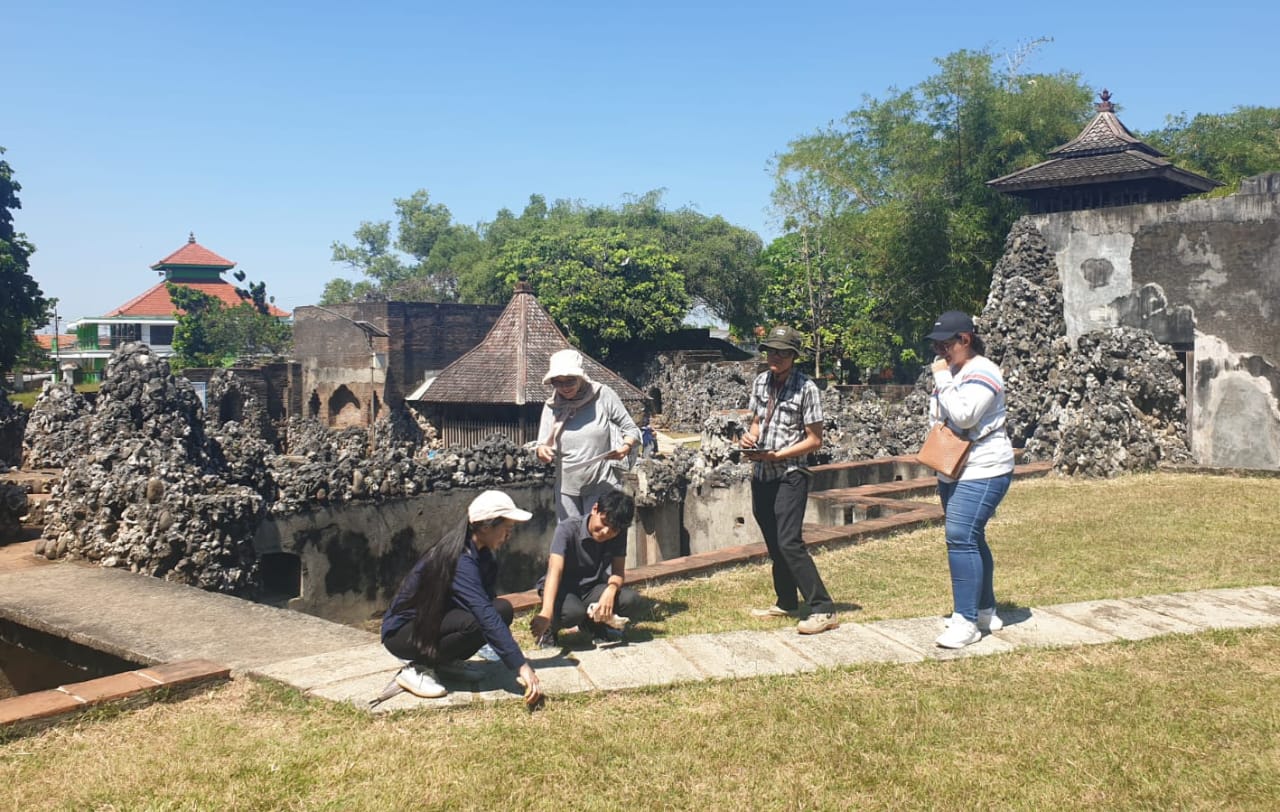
[1143,106,1280,195]
[494,227,690,358]
[167,282,291,370]
[767,46,1095,377]
[325,189,763,349]
[0,147,52,377]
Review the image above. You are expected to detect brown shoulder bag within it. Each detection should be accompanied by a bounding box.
[916,422,973,479]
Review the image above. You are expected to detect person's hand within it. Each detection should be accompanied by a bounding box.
[592,588,617,622]
[535,444,556,463]
[930,358,949,373]
[739,432,759,450]
[742,447,778,462]
[605,443,634,461]
[517,664,544,709]
[530,613,551,638]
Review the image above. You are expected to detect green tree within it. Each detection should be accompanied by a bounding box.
[326,190,479,303]
[495,228,690,357]
[0,148,52,377]
[768,47,1094,375]
[167,283,291,370]
[1144,106,1280,194]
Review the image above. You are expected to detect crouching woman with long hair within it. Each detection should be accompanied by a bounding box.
[381,490,544,702]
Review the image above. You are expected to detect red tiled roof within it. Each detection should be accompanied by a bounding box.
[150,234,235,269]
[104,280,291,318]
[34,334,77,351]
[420,282,642,407]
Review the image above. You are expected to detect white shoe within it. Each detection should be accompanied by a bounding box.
[936,614,981,649]
[977,608,1003,632]
[395,664,447,698]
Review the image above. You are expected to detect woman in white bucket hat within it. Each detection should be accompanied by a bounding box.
[534,349,641,521]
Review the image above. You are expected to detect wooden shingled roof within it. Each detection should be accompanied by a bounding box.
[987,90,1220,195]
[417,281,644,409]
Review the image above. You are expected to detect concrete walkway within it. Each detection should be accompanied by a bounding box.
[6,558,1275,715]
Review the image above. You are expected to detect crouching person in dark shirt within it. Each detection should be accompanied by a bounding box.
[382,490,544,702]
[530,489,645,647]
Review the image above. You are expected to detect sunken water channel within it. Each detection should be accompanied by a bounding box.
[1,619,142,699]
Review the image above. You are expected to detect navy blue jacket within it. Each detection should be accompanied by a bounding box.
[381,519,526,671]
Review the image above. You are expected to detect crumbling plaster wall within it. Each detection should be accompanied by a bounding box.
[1030,186,1280,469]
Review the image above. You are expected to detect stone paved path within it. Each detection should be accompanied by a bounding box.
[259,584,1280,713]
[4,547,1277,717]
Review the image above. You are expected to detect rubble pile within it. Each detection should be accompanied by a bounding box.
[0,391,26,470]
[267,429,546,515]
[979,221,1190,474]
[641,356,755,431]
[979,220,1068,447]
[37,344,265,592]
[21,381,94,468]
[1023,328,1192,476]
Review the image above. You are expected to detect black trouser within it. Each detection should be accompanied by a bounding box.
[548,581,645,636]
[751,470,834,613]
[383,598,514,665]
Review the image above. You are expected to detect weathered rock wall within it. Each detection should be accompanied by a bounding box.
[1031,179,1280,469]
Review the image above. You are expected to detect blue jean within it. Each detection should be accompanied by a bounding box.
[937,473,1012,622]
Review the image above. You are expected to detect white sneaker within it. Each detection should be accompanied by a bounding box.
[977,608,1003,632]
[395,664,447,698]
[944,609,1003,633]
[935,614,981,649]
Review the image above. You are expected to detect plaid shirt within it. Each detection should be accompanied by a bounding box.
[748,368,823,481]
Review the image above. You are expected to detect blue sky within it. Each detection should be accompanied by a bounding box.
[5,0,1277,325]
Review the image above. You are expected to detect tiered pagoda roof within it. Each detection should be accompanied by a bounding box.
[987,90,1220,211]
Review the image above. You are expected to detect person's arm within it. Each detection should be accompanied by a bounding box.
[933,363,1000,429]
[530,552,565,639]
[452,554,527,671]
[535,405,557,463]
[603,388,642,460]
[740,415,763,449]
[591,555,627,621]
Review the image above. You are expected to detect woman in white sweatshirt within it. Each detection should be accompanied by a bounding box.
[925,311,1016,649]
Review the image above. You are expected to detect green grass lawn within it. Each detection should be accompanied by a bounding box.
[3,471,1279,810]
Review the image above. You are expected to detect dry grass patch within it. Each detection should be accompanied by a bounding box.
[3,628,1278,810]
[636,472,1280,637]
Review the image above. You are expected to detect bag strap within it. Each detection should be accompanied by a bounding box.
[945,419,1002,444]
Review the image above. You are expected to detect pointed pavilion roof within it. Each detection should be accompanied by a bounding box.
[987,90,1220,195]
[418,281,643,408]
[150,232,236,270]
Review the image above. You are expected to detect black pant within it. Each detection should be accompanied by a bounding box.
[383,598,514,665]
[751,470,834,613]
[549,582,645,636]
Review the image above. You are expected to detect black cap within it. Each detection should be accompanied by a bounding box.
[759,325,805,355]
[925,311,975,342]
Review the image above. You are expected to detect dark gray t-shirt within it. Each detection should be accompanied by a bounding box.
[536,514,627,598]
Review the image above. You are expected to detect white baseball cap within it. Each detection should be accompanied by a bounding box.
[468,490,533,523]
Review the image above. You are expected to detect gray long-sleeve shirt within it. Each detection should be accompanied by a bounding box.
[538,383,641,497]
